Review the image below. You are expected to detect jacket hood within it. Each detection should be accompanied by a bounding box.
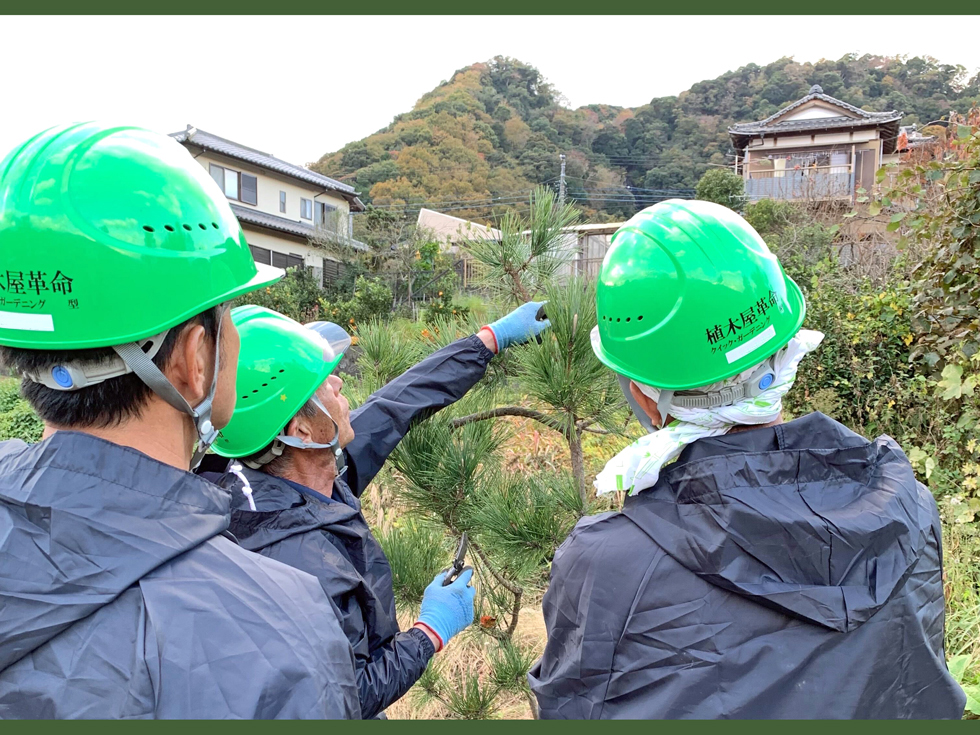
[0,432,230,672]
[623,413,935,633]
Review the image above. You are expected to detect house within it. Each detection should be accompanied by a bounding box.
[728,86,902,202]
[416,208,501,249]
[550,222,624,279]
[171,125,366,285]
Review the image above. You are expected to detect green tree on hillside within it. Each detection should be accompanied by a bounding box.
[312,54,980,224]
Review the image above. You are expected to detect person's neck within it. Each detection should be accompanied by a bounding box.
[278,452,338,498]
[42,399,197,470]
[727,414,784,435]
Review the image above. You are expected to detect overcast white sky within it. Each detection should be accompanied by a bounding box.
[2,15,979,167]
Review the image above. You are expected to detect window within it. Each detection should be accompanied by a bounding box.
[209,163,225,192]
[209,163,256,204]
[248,245,272,265]
[300,198,312,220]
[315,201,337,228]
[241,174,257,205]
[279,191,287,213]
[271,251,305,270]
[322,257,346,286]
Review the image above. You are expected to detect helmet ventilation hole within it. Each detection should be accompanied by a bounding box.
[252,389,258,393]
[211,222,219,229]
[638,315,643,320]
[143,225,154,233]
[164,225,175,232]
[198,223,207,230]
[182,224,192,231]
[625,317,630,322]
[261,383,268,387]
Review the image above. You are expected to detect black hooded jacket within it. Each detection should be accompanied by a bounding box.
[528,413,966,719]
[0,432,360,719]
[200,334,494,718]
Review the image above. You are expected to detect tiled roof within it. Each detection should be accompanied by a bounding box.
[729,85,901,136]
[231,204,367,251]
[171,126,358,198]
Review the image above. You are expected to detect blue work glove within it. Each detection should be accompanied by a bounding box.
[415,569,475,650]
[484,301,550,352]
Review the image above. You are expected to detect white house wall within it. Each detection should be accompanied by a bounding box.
[192,152,350,221]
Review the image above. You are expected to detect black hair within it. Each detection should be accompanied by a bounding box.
[0,306,221,429]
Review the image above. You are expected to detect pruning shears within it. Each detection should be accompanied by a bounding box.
[534,305,548,344]
[441,532,472,586]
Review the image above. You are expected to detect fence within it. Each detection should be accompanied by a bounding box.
[745,171,853,201]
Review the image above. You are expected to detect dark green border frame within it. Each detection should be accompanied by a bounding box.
[5,0,980,12]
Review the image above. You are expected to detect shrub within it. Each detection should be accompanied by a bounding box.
[0,379,43,443]
[695,168,745,211]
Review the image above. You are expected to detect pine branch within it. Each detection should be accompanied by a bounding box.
[450,406,571,440]
[576,417,614,435]
[470,541,523,640]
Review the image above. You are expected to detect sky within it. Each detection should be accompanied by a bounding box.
[2,15,980,167]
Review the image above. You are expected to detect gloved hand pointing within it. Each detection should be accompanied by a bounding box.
[483,301,550,352]
[414,569,475,651]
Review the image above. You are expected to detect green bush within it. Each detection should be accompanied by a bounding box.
[322,276,393,329]
[233,266,325,322]
[0,379,43,443]
[695,168,745,211]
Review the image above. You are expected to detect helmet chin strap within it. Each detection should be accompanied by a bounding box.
[617,358,779,433]
[243,393,346,476]
[112,308,226,470]
[618,374,659,432]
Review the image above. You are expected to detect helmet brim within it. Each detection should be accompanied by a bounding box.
[305,321,352,365]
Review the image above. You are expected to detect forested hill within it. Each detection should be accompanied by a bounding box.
[311,55,980,222]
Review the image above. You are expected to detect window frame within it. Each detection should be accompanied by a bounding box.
[240,173,257,206]
[279,190,287,213]
[209,162,257,205]
[300,198,313,220]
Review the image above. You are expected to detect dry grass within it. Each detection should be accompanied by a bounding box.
[385,606,547,720]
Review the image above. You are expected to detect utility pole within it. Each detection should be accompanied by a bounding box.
[559,153,567,206]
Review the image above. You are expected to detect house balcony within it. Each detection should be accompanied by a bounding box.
[744,168,853,202]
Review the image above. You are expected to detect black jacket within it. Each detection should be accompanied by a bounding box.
[0,432,360,719]
[201,334,494,718]
[529,413,966,719]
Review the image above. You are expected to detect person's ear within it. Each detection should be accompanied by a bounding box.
[629,381,663,428]
[166,323,210,406]
[284,414,315,443]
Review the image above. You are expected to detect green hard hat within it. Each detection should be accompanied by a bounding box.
[212,305,351,459]
[592,199,805,390]
[0,122,282,349]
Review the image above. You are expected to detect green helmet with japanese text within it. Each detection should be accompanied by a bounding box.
[591,199,805,390]
[0,122,282,349]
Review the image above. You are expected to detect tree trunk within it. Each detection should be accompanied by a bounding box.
[569,428,586,511]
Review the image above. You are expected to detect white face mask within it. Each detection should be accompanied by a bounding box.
[595,329,825,497]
